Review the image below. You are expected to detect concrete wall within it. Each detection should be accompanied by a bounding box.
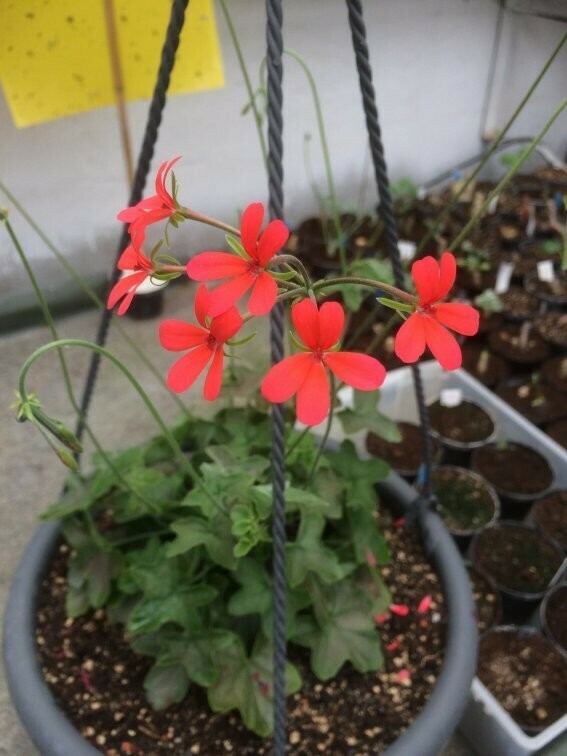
[1,0,566,295]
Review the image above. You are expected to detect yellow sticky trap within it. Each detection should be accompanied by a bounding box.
[0,0,224,128]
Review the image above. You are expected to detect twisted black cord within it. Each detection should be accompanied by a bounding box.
[345,0,434,500]
[265,1,288,753]
[73,0,190,445]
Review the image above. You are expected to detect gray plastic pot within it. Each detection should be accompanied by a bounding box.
[3,472,477,756]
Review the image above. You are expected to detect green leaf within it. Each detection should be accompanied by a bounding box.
[166,515,237,569]
[286,512,344,587]
[248,484,333,517]
[128,585,217,635]
[331,441,388,510]
[349,258,394,285]
[225,234,248,258]
[377,297,414,313]
[67,545,122,615]
[207,635,301,737]
[157,629,233,686]
[295,577,383,680]
[144,664,189,710]
[474,288,503,313]
[308,468,344,520]
[347,506,389,565]
[338,390,401,442]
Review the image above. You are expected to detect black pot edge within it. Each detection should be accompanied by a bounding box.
[3,472,478,756]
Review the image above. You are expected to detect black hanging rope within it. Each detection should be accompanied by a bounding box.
[345,0,434,500]
[265,1,288,753]
[74,0,190,444]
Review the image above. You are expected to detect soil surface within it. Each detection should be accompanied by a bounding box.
[473,443,553,498]
[545,585,567,652]
[499,287,540,321]
[535,313,567,349]
[495,381,567,427]
[36,512,448,755]
[428,400,494,446]
[466,566,501,635]
[477,629,567,731]
[461,344,510,388]
[488,324,551,365]
[472,524,562,595]
[365,423,440,478]
[431,468,497,534]
[531,491,567,549]
[545,418,567,449]
[542,356,567,395]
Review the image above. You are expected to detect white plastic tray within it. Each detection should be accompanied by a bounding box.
[362,362,567,756]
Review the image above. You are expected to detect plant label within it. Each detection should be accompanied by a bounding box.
[398,240,416,261]
[440,388,463,408]
[537,260,555,283]
[495,263,514,294]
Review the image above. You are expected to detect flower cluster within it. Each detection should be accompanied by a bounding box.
[109,159,479,425]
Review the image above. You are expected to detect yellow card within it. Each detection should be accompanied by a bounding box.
[0,0,224,128]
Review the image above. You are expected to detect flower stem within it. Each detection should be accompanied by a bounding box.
[181,207,240,237]
[416,32,567,257]
[217,0,268,172]
[285,426,311,459]
[18,340,222,513]
[449,97,567,252]
[0,180,190,418]
[312,277,417,304]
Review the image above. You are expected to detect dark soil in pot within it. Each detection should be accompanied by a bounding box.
[524,269,567,307]
[541,584,567,657]
[477,627,567,732]
[466,564,502,635]
[499,287,540,322]
[495,379,567,427]
[535,312,567,351]
[35,511,448,755]
[488,323,551,366]
[428,400,495,447]
[530,490,567,552]
[471,523,563,611]
[365,422,441,480]
[430,467,499,538]
[472,442,554,515]
[475,311,503,337]
[461,345,510,388]
[541,355,567,395]
[545,418,567,449]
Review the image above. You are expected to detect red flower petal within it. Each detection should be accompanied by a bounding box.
[203,347,224,401]
[291,299,320,351]
[412,256,440,306]
[155,156,181,206]
[187,252,248,281]
[107,271,147,313]
[261,352,314,403]
[256,219,289,266]
[365,551,377,568]
[386,639,400,652]
[159,320,207,351]
[318,301,344,350]
[417,595,432,614]
[437,252,457,301]
[209,306,243,343]
[248,271,278,315]
[393,518,405,528]
[166,344,212,393]
[241,203,264,258]
[390,603,410,616]
[422,317,462,370]
[394,313,427,364]
[194,284,211,328]
[374,613,389,624]
[396,669,411,683]
[324,352,386,391]
[434,302,479,336]
[207,273,255,317]
[117,243,140,271]
[296,360,330,426]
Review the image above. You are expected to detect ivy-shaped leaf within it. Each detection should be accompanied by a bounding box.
[286,512,345,588]
[207,634,301,737]
[347,506,389,565]
[66,543,122,617]
[127,585,217,635]
[157,629,233,687]
[143,664,189,710]
[294,577,383,680]
[230,502,271,558]
[331,440,389,510]
[166,514,237,569]
[338,390,401,442]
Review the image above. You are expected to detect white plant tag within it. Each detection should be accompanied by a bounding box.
[526,214,537,239]
[495,262,514,294]
[398,240,416,261]
[440,388,463,408]
[537,260,555,282]
[487,194,500,214]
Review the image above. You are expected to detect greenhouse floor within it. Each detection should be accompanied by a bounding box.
[0,284,476,755]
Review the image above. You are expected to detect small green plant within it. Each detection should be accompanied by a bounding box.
[474,288,503,313]
[458,241,491,273]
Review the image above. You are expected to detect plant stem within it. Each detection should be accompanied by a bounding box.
[416,32,567,256]
[312,277,417,304]
[18,340,222,513]
[0,180,190,417]
[309,376,335,479]
[449,98,567,252]
[284,48,346,273]
[217,0,268,172]
[181,207,240,237]
[285,426,311,459]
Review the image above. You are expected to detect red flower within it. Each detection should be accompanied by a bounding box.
[107,236,155,316]
[261,299,386,426]
[117,157,181,242]
[394,252,479,370]
[186,202,289,317]
[159,285,242,400]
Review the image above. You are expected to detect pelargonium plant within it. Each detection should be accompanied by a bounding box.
[16,158,478,737]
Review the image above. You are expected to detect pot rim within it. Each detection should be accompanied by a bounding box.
[471,441,555,503]
[428,399,498,452]
[430,465,500,536]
